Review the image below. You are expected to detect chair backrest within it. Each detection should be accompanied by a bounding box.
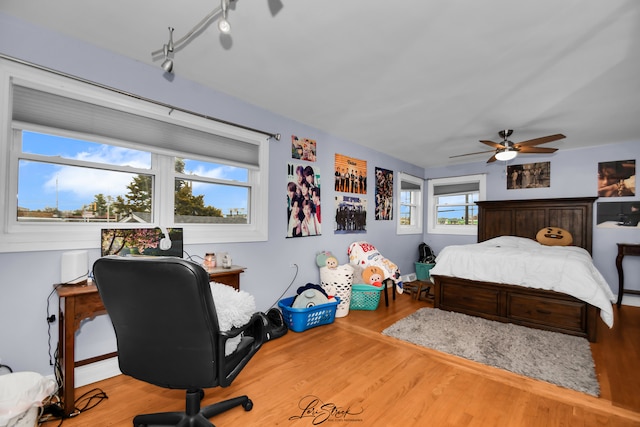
[93,256,221,389]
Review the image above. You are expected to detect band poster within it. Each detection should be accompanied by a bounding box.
[291,135,317,162]
[287,163,321,238]
[375,167,393,220]
[334,195,366,234]
[334,154,367,194]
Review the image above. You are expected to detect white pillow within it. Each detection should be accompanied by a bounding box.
[209,282,256,355]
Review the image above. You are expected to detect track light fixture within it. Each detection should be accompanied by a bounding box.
[152,0,237,74]
[161,27,175,73]
[218,0,231,34]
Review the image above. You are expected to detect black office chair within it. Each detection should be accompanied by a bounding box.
[92,256,265,426]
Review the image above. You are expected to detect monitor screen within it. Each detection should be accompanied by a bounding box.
[101,227,183,257]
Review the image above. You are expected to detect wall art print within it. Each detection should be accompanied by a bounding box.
[334,153,367,194]
[287,163,321,238]
[334,195,366,234]
[507,162,550,190]
[291,135,316,162]
[375,167,393,220]
[597,160,635,197]
[596,201,640,228]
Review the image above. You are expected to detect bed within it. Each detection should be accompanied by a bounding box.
[430,197,614,342]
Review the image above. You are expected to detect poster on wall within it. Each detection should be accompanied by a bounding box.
[286,163,321,238]
[291,135,317,162]
[506,162,550,189]
[596,201,640,228]
[334,195,366,234]
[597,160,635,197]
[375,167,393,220]
[334,154,367,194]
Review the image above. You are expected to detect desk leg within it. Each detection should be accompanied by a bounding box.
[616,253,624,307]
[59,297,76,417]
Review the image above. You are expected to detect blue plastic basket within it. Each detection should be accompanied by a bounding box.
[278,296,340,332]
[349,284,383,310]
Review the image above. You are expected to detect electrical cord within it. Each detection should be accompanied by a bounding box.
[270,263,298,308]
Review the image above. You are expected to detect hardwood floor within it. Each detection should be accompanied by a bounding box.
[43,294,640,426]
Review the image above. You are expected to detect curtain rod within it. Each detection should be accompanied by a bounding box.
[0,54,281,141]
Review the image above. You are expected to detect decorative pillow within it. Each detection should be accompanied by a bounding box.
[209,282,256,356]
[535,227,574,246]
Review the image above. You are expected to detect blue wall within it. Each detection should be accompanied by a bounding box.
[0,12,638,378]
[0,13,424,375]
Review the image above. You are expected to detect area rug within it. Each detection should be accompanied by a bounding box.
[382,308,599,396]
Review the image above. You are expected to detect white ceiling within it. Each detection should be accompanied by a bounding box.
[2,0,639,168]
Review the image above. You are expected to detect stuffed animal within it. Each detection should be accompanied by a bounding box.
[316,251,339,269]
[292,283,331,308]
[362,266,384,287]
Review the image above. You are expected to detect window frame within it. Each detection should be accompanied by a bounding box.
[427,174,486,236]
[0,59,269,253]
[396,172,424,235]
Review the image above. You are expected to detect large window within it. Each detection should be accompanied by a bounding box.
[0,59,269,252]
[397,173,423,235]
[427,174,486,235]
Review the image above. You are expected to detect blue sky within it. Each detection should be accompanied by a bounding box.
[18,131,248,215]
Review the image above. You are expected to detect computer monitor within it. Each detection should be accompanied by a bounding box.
[101,227,183,257]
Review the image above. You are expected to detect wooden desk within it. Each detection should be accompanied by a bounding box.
[56,265,245,417]
[616,243,640,307]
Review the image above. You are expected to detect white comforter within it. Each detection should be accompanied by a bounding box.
[429,236,615,327]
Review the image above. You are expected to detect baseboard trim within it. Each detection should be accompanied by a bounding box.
[620,294,640,307]
[74,356,121,387]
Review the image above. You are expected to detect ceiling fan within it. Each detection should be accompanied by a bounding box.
[451,130,566,163]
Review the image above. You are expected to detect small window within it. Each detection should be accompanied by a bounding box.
[427,174,486,235]
[397,173,423,235]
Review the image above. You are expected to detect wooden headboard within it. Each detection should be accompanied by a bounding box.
[476,197,597,254]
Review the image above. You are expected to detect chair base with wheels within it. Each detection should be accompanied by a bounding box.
[133,389,252,426]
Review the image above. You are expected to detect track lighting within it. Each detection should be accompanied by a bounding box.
[152,0,237,74]
[218,0,231,34]
[161,27,175,73]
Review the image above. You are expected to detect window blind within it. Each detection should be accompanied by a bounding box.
[12,84,260,167]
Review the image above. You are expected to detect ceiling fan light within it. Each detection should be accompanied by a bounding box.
[495,149,517,161]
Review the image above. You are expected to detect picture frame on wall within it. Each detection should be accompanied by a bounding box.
[506,162,550,189]
[597,160,635,197]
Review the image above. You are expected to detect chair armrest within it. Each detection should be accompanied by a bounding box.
[216,312,266,387]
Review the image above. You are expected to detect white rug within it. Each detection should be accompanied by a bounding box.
[382,308,599,396]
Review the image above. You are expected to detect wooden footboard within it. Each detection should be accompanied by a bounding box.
[432,275,599,342]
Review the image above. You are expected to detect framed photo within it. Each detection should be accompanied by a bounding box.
[597,201,640,228]
[597,160,635,197]
[507,162,550,189]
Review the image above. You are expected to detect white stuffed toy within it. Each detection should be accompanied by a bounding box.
[209,281,256,355]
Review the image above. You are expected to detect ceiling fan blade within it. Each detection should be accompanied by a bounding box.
[487,154,498,163]
[449,150,495,159]
[480,140,504,149]
[515,134,566,148]
[518,147,558,154]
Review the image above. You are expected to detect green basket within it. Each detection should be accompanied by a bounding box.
[415,262,435,280]
[349,284,383,310]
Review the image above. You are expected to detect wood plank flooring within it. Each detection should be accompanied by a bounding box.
[43,294,640,426]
